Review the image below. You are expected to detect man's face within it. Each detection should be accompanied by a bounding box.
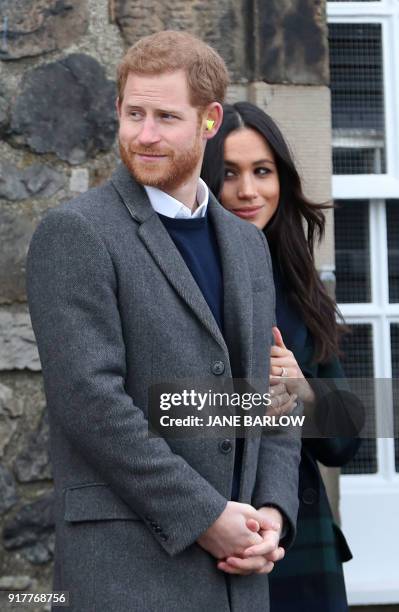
[117,70,205,192]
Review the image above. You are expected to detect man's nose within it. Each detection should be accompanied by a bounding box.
[237,174,258,200]
[137,118,161,146]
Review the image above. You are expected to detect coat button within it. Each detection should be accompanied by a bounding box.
[154,526,162,533]
[302,487,318,505]
[212,360,225,375]
[219,439,232,454]
[160,534,168,542]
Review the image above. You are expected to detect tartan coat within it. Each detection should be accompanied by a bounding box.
[268,337,360,612]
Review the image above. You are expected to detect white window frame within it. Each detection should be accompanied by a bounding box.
[328,0,399,198]
[327,3,399,604]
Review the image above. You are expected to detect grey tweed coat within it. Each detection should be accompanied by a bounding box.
[26,163,300,612]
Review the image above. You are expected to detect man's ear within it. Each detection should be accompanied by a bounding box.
[202,102,223,141]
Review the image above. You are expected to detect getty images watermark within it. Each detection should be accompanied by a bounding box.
[148,379,306,438]
[157,389,305,429]
[148,377,396,440]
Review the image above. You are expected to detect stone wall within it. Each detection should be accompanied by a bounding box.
[0,0,330,607]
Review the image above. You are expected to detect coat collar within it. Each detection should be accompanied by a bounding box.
[111,164,253,377]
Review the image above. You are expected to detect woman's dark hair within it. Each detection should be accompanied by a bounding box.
[201,101,342,363]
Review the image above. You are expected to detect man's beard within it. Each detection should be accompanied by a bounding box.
[119,132,203,193]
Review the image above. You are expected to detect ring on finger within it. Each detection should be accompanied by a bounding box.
[280,366,288,377]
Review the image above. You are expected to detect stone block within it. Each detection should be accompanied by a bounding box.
[69,168,89,193]
[112,0,328,85]
[0,0,89,60]
[253,0,329,85]
[113,0,251,81]
[0,306,41,371]
[10,54,117,164]
[3,492,55,565]
[0,382,23,418]
[0,94,9,132]
[0,382,13,416]
[0,575,32,590]
[0,162,65,201]
[15,412,52,482]
[0,416,17,458]
[0,464,18,514]
[0,205,37,304]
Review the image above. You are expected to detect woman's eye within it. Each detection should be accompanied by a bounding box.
[255,167,271,176]
[224,169,235,179]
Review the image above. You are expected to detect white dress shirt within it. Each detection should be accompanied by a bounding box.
[144,178,209,219]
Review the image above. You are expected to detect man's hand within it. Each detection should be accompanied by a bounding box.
[217,506,285,575]
[197,501,267,559]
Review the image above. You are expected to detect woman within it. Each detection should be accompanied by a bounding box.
[201,102,361,612]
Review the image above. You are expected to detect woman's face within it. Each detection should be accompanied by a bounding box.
[220,127,280,230]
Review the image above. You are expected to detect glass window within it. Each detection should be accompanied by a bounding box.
[387,201,399,303]
[334,201,371,303]
[340,324,377,474]
[391,324,399,472]
[329,23,386,174]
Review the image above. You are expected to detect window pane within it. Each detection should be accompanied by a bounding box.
[391,324,399,472]
[340,324,377,474]
[334,200,371,303]
[329,23,386,174]
[387,201,399,303]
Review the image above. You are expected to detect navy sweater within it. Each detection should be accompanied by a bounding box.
[158,212,243,500]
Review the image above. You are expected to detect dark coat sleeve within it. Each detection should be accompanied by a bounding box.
[305,356,363,467]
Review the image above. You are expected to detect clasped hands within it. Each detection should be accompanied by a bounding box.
[197,502,284,575]
[198,327,313,575]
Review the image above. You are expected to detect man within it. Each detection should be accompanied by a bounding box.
[27,31,300,611]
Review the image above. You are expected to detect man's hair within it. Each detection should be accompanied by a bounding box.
[117,30,230,108]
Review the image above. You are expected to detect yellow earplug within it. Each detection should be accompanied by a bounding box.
[206,119,215,130]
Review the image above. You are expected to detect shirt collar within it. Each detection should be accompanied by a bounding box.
[144,177,209,219]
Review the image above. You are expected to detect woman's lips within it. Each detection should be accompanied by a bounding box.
[231,206,263,219]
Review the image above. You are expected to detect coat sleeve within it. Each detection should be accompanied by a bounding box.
[250,229,301,549]
[305,356,363,466]
[26,207,227,557]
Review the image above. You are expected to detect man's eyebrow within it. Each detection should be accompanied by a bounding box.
[124,104,183,116]
[224,158,276,166]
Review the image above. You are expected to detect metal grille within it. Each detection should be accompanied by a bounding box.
[334,200,371,303]
[340,324,377,474]
[329,23,386,174]
[391,324,399,472]
[387,201,399,303]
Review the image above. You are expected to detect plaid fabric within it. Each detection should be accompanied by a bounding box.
[268,351,358,612]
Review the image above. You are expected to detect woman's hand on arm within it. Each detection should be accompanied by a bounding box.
[270,327,315,405]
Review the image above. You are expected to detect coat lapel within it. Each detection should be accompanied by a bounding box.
[111,164,228,355]
[208,195,253,380]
